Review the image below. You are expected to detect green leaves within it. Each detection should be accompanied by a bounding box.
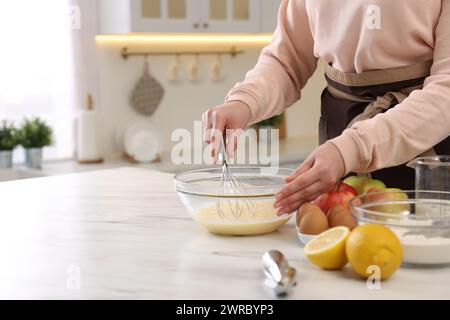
[17,118,53,149]
[0,120,19,151]
[256,115,282,128]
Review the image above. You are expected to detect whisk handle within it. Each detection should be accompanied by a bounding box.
[219,135,228,163]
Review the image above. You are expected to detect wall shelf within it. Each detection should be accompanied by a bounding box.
[120,46,244,59]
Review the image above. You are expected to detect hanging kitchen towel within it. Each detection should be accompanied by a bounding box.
[130,57,164,116]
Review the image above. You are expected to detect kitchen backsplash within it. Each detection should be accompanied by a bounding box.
[96,42,325,156]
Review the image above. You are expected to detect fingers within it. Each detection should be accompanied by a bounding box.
[285,157,314,183]
[202,109,225,146]
[203,108,230,163]
[273,143,346,215]
[276,199,308,216]
[202,111,212,143]
[210,116,226,163]
[202,108,245,162]
[225,128,243,160]
[202,102,251,163]
[276,164,319,201]
[274,181,323,215]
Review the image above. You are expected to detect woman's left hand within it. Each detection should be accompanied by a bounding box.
[274,142,346,215]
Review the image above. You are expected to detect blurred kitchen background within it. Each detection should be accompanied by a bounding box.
[0,0,325,181]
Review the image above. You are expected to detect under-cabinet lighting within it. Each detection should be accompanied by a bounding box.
[95,33,272,46]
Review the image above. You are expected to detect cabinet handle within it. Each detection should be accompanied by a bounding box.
[193,23,199,29]
[203,22,209,28]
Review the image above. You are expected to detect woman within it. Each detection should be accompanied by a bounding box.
[202,0,450,215]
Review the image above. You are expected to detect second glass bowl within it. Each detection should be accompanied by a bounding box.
[350,190,450,267]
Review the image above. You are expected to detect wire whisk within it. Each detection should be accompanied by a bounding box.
[216,137,256,219]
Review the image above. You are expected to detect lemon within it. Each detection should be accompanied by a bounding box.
[304,226,350,270]
[346,224,403,280]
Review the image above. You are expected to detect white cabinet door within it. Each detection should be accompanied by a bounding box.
[98,0,265,34]
[130,0,200,32]
[200,0,261,33]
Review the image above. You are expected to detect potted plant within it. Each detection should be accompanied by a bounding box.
[254,114,284,144]
[0,121,19,168]
[18,117,53,169]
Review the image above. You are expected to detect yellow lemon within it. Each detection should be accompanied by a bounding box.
[346,224,403,280]
[304,226,350,270]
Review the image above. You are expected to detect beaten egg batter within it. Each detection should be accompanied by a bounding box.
[195,201,291,236]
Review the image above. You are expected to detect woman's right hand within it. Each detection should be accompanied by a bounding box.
[202,101,252,163]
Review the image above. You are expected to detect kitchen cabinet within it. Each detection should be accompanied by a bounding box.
[98,0,266,34]
[199,0,260,33]
[2,167,449,299]
[130,0,199,32]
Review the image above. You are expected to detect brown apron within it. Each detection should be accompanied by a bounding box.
[320,60,450,190]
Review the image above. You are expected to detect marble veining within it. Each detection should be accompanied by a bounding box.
[0,167,449,299]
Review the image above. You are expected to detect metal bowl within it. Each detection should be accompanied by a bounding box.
[350,190,450,267]
[173,167,294,236]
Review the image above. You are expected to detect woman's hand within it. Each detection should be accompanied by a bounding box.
[202,101,252,162]
[274,142,346,215]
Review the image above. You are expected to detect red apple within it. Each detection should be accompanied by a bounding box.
[312,190,355,215]
[336,182,358,196]
[312,193,330,214]
[327,191,355,210]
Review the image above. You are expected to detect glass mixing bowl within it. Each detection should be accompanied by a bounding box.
[350,190,450,267]
[173,167,294,236]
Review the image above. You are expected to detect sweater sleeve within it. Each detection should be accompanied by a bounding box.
[225,0,318,124]
[329,0,450,174]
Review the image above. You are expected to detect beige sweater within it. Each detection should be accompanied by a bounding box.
[226,0,450,174]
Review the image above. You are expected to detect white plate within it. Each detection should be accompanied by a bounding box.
[124,122,161,163]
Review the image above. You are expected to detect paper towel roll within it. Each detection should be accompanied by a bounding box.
[76,111,102,163]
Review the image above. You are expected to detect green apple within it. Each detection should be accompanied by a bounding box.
[343,176,386,194]
[343,176,365,194]
[367,188,410,214]
[364,179,387,193]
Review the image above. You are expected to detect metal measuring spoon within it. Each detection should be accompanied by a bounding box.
[262,250,297,297]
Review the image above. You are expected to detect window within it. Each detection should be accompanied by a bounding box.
[0,0,77,161]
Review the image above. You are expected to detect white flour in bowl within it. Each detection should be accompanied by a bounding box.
[393,228,450,265]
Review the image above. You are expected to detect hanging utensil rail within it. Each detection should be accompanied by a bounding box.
[121,46,243,60]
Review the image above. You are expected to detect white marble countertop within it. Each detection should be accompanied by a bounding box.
[1,167,449,299]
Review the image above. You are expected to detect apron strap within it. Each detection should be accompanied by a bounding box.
[325,60,433,87]
[325,60,437,161]
[346,84,422,128]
